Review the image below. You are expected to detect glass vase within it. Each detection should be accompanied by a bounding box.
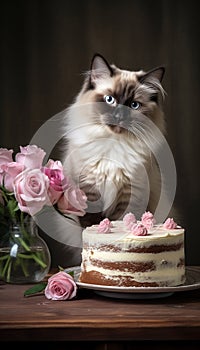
[0,216,51,284]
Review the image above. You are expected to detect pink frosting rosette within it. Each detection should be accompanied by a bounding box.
[44,271,77,301]
[141,211,155,229]
[123,212,137,229]
[98,218,112,233]
[130,223,148,236]
[163,218,177,229]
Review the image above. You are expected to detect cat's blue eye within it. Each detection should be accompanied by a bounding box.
[131,101,140,110]
[104,95,116,105]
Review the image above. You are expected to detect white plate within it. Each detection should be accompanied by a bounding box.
[65,266,200,299]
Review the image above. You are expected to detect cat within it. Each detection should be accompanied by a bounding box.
[61,53,171,228]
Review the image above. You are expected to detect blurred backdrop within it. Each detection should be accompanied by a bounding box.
[1,0,199,265]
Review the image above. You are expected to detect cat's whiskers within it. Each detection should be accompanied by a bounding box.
[61,53,169,225]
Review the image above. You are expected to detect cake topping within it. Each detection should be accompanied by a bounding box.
[141,211,156,229]
[98,218,112,233]
[130,223,148,236]
[163,218,178,229]
[123,212,137,229]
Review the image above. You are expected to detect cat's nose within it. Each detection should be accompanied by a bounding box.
[113,105,128,123]
[113,105,124,121]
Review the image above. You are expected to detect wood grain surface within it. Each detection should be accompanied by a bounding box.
[0,266,200,344]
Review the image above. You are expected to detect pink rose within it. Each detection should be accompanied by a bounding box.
[130,223,148,236]
[13,168,50,215]
[2,162,25,192]
[0,169,3,187]
[42,168,63,204]
[0,171,4,187]
[123,212,137,229]
[41,167,67,205]
[141,211,155,229]
[44,271,77,300]
[57,185,87,216]
[44,159,63,171]
[42,159,68,204]
[0,148,14,186]
[15,145,46,169]
[98,218,112,233]
[0,148,13,165]
[163,218,177,229]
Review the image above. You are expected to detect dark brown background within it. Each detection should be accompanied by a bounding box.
[0,0,199,265]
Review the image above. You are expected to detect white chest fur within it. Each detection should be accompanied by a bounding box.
[68,131,146,179]
[64,124,152,217]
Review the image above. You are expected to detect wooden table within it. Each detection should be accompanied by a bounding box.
[0,267,200,349]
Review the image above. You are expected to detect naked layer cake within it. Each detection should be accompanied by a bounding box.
[79,212,185,287]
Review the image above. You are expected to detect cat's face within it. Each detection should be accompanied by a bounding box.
[74,54,166,137]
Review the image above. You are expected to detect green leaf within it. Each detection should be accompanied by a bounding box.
[7,198,18,219]
[24,282,47,297]
[58,265,74,277]
[0,205,5,215]
[14,204,19,212]
[67,270,74,277]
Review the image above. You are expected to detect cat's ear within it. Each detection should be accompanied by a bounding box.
[139,67,165,83]
[90,54,113,86]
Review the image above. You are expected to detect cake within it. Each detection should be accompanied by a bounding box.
[79,212,186,287]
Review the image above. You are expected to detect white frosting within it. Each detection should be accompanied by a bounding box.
[82,248,184,264]
[83,221,184,249]
[84,264,185,285]
[80,220,185,286]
